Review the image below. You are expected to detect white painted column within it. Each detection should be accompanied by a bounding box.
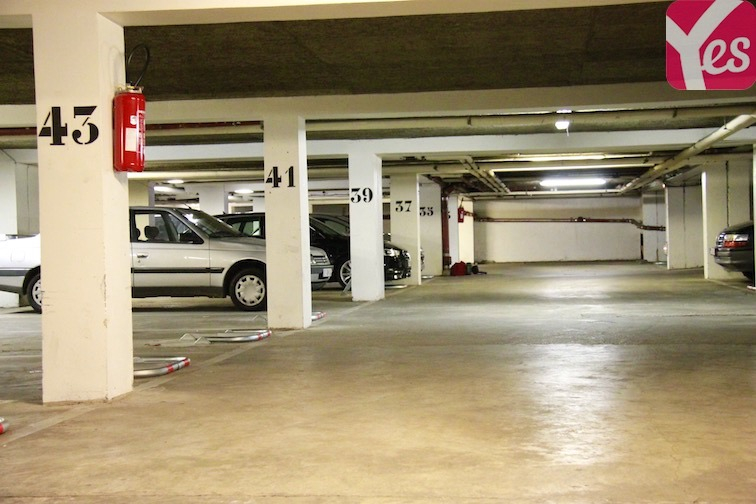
[0,153,19,235]
[194,183,228,215]
[753,148,756,284]
[0,154,20,308]
[419,178,443,276]
[390,174,422,285]
[34,9,133,402]
[641,192,666,263]
[702,165,732,279]
[128,180,151,206]
[459,199,475,263]
[666,186,703,270]
[727,159,751,224]
[348,148,384,301]
[251,197,266,213]
[448,194,461,265]
[263,114,311,329]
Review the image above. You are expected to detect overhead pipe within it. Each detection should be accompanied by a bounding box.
[620,110,756,193]
[468,188,623,199]
[475,216,665,231]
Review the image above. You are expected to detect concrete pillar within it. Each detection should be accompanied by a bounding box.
[34,9,133,402]
[348,149,384,301]
[459,199,475,263]
[448,194,461,266]
[128,180,152,206]
[703,165,732,279]
[753,147,756,283]
[390,174,422,285]
[194,183,228,215]
[642,192,667,264]
[666,186,703,270]
[0,154,20,308]
[419,178,443,276]
[251,197,266,213]
[727,159,751,224]
[263,114,311,329]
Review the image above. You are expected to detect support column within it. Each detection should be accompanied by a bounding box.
[0,154,20,308]
[448,194,461,266]
[642,192,666,263]
[727,159,751,224]
[348,148,384,301]
[263,114,311,329]
[666,186,703,270]
[702,165,732,279]
[419,178,443,277]
[34,9,133,402]
[128,180,152,206]
[459,198,475,263]
[390,174,422,285]
[194,183,228,215]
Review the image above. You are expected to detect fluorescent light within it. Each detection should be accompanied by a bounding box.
[540,177,606,188]
[554,119,571,130]
[166,179,184,184]
[153,185,173,193]
[234,189,254,195]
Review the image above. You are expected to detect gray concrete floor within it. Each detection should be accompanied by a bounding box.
[0,262,754,503]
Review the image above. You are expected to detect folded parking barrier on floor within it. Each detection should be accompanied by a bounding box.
[0,417,8,435]
[133,356,191,378]
[179,328,272,344]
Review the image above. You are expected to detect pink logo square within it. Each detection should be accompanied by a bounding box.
[666,0,756,90]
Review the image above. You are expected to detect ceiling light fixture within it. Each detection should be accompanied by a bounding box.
[234,188,254,195]
[540,177,607,188]
[166,179,184,184]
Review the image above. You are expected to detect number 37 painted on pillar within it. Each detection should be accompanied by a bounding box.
[666,0,756,90]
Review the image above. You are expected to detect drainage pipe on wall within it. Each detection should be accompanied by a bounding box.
[619,110,756,193]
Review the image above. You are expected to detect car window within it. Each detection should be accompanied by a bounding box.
[242,218,264,238]
[131,211,201,244]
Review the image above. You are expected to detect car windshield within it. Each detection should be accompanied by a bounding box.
[176,208,244,238]
[310,217,346,238]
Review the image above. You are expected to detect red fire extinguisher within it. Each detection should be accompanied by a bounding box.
[457,206,465,223]
[113,86,146,172]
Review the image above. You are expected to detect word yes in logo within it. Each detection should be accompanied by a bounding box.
[666,0,756,90]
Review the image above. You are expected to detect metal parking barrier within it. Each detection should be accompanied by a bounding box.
[311,311,327,321]
[133,356,191,378]
[0,417,8,435]
[179,328,271,344]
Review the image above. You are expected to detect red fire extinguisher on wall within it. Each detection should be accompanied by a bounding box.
[114,44,149,172]
[457,206,465,223]
[113,86,145,172]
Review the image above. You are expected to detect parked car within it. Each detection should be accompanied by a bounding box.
[712,220,754,281]
[0,207,332,313]
[310,213,424,272]
[216,212,411,287]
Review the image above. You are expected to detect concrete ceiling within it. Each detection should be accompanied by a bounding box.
[1,1,755,198]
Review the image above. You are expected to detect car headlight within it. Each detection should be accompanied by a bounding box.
[384,247,399,257]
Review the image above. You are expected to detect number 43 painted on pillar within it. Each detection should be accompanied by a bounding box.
[38,106,99,146]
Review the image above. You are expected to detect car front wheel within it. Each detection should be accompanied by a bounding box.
[337,259,351,287]
[229,268,267,311]
[26,272,42,313]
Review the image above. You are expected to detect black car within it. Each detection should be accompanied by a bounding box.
[216,212,411,287]
[712,221,754,281]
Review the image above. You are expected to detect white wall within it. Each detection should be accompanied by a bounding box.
[473,196,643,263]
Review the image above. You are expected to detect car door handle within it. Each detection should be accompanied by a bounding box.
[136,253,149,259]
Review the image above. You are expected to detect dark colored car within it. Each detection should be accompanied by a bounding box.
[712,221,754,281]
[216,212,411,287]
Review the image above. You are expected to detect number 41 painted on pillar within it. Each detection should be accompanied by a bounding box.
[266,166,295,188]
